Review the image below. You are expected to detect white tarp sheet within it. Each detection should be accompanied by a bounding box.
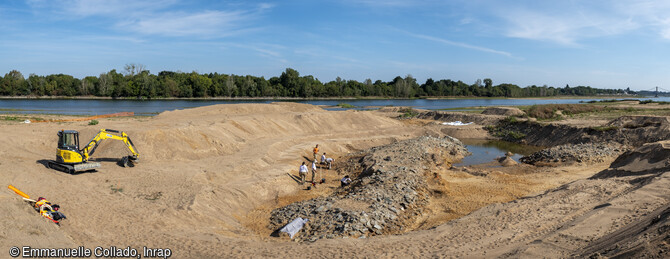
[280,217,309,239]
[441,121,473,126]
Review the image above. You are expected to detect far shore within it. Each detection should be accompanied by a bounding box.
[0,94,652,101]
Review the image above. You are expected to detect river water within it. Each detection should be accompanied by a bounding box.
[1,97,664,116]
[454,139,545,166]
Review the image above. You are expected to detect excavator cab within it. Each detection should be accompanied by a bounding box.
[56,130,84,164]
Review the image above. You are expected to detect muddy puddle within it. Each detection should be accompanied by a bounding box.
[454,139,544,166]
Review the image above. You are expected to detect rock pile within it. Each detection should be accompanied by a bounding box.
[268,136,469,242]
[520,143,628,165]
[591,140,670,179]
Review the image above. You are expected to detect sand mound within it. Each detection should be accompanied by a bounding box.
[131,102,404,161]
[592,140,670,179]
[481,107,525,116]
[498,156,518,166]
[606,115,670,128]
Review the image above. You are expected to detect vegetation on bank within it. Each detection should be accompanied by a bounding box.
[519,102,670,121]
[0,65,632,99]
[485,116,527,141]
[399,108,419,118]
[526,104,602,120]
[0,115,45,122]
[337,103,356,108]
[591,125,619,132]
[583,99,670,105]
[639,99,670,105]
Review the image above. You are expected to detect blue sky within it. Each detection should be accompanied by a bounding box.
[1,0,668,90]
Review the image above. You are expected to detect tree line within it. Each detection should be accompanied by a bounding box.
[0,66,632,98]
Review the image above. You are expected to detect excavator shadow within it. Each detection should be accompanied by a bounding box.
[36,159,51,168]
[36,159,98,175]
[90,157,137,168]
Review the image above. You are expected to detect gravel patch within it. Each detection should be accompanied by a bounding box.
[520,143,628,165]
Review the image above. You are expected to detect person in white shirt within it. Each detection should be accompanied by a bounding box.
[341,175,352,187]
[311,160,318,183]
[321,152,334,169]
[299,162,308,184]
[326,157,334,169]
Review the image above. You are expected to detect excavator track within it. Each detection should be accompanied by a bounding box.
[47,161,100,174]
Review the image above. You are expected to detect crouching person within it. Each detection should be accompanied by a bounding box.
[341,175,352,187]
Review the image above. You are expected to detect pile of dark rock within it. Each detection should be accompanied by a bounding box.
[268,136,469,242]
[520,142,628,165]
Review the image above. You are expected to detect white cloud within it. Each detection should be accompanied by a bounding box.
[346,0,421,7]
[258,3,275,10]
[124,10,247,37]
[489,1,670,45]
[224,43,287,63]
[401,30,515,58]
[499,7,637,46]
[27,0,175,17]
[25,0,271,38]
[615,0,670,40]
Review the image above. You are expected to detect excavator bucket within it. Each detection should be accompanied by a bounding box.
[121,156,136,167]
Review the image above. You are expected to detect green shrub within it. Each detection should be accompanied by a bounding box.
[639,99,670,105]
[89,120,99,125]
[591,126,618,132]
[337,103,355,108]
[399,108,419,118]
[502,116,518,123]
[110,185,123,193]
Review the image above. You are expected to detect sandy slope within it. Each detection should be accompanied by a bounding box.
[1,103,667,258]
[0,103,431,257]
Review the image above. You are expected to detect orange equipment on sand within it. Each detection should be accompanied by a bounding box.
[8,185,66,225]
[8,185,30,199]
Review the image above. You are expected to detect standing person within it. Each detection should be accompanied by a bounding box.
[311,160,318,183]
[299,162,308,185]
[313,144,319,162]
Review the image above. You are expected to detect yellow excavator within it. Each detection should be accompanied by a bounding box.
[47,129,139,174]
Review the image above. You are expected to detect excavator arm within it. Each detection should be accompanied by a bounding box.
[81,129,139,163]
